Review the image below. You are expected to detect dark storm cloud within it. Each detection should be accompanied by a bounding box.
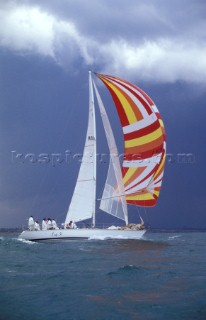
[21,0,206,41]
[0,0,206,82]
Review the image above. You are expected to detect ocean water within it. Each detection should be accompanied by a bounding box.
[0,231,205,320]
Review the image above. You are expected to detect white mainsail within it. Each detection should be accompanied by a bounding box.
[65,72,96,226]
[93,80,128,225]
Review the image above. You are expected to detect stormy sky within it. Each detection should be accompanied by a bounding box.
[0,0,205,228]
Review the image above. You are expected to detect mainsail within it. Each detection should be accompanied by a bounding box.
[65,72,96,225]
[97,74,166,207]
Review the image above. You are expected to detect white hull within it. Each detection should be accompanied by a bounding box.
[18,228,146,241]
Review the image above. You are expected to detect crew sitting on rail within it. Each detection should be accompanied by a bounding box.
[52,219,59,230]
[42,218,47,230]
[66,221,77,229]
[47,218,53,230]
[34,221,40,231]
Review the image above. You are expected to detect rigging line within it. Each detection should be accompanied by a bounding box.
[135,200,140,221]
[78,178,96,182]
[97,187,149,201]
[144,203,149,225]
[134,199,144,224]
[97,194,125,201]
[97,181,105,202]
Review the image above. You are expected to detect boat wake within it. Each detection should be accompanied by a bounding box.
[17,238,35,245]
[88,235,145,241]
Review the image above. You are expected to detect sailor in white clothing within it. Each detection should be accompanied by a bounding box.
[52,219,59,230]
[42,218,47,231]
[28,216,35,231]
[47,218,53,230]
[34,221,40,230]
[66,220,77,229]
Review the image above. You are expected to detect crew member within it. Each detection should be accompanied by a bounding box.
[52,219,59,230]
[42,218,47,231]
[34,221,40,231]
[28,216,35,231]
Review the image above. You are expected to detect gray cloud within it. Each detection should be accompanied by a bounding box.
[24,0,206,43]
[0,0,206,82]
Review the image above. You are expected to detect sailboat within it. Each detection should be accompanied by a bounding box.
[19,72,166,241]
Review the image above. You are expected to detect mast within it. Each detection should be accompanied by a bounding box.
[89,71,97,227]
[64,72,97,226]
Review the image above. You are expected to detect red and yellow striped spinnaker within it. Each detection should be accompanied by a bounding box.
[97,74,166,207]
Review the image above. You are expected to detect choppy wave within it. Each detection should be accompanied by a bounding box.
[168,235,182,240]
[107,264,146,276]
[0,231,205,320]
[0,236,36,246]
